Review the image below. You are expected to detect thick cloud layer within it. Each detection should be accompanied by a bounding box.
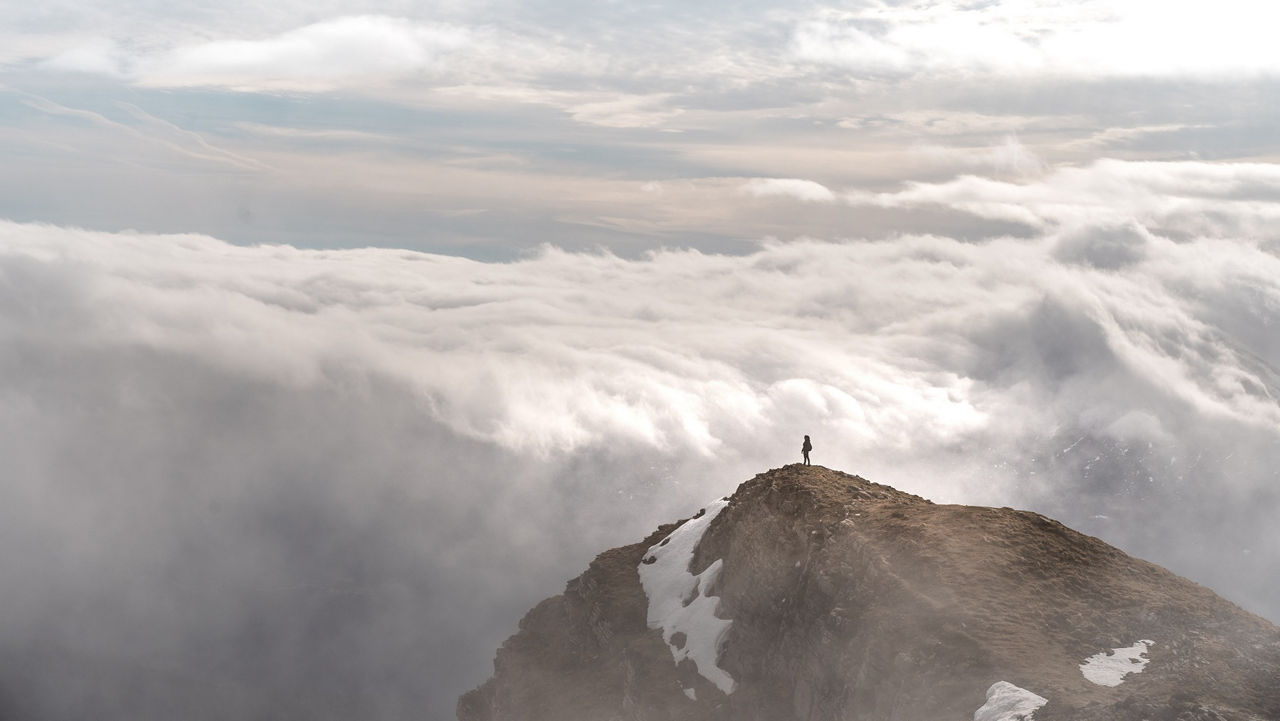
[3,154,1280,718]
[17,2,1280,90]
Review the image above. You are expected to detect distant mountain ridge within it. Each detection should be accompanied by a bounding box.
[458,465,1280,721]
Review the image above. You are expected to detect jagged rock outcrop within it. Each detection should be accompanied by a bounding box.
[458,465,1280,721]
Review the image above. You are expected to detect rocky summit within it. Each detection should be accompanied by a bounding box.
[458,465,1280,721]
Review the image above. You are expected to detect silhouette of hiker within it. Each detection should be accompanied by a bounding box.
[802,435,812,466]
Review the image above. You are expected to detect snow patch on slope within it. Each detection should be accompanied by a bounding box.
[974,681,1048,721]
[638,497,735,695]
[1080,640,1154,686]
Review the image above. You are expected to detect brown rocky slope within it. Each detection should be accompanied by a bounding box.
[458,465,1280,721]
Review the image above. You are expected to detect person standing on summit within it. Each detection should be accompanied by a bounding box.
[801,435,812,466]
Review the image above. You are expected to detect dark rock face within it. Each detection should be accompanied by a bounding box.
[458,466,1280,721]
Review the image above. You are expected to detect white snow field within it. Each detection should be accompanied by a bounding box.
[637,497,735,695]
[1080,640,1154,686]
[973,681,1049,721]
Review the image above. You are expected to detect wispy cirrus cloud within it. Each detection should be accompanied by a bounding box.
[46,16,473,91]
[25,1,1280,100]
[844,158,1280,236]
[791,1,1280,79]
[17,93,269,171]
[7,2,1280,254]
[743,177,837,203]
[150,16,469,90]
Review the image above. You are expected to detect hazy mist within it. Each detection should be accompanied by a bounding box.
[3,202,1280,717]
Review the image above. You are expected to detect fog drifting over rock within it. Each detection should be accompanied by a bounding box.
[3,156,1279,718]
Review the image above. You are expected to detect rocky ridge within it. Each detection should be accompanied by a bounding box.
[458,465,1280,721]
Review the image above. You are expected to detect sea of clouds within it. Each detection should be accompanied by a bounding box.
[3,157,1280,719]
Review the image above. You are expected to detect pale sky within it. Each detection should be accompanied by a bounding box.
[4,0,1280,255]
[3,2,1280,720]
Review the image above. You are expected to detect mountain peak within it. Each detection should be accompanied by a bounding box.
[459,466,1280,721]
